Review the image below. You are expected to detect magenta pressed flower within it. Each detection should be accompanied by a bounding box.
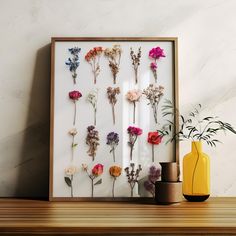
[127,126,143,161]
[149,46,165,82]
[149,47,165,59]
[150,62,157,70]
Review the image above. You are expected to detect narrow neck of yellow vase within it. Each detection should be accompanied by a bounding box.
[191,141,202,153]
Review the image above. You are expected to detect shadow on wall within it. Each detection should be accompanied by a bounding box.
[15,44,51,198]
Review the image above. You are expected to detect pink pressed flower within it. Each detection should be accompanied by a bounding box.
[69,90,82,100]
[150,62,157,71]
[92,164,104,176]
[127,126,143,136]
[149,47,165,60]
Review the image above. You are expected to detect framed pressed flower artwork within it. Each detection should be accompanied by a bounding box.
[50,37,179,201]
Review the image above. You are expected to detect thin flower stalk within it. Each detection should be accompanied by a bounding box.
[126,89,142,124]
[64,166,78,197]
[130,47,141,84]
[87,89,99,125]
[143,84,164,124]
[82,164,103,197]
[124,163,142,197]
[68,128,78,161]
[107,87,120,125]
[127,126,143,161]
[147,131,162,162]
[69,90,82,126]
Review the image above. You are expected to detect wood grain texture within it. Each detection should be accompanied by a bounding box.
[0,198,236,235]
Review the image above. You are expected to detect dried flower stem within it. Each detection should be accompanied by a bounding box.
[130,47,141,84]
[85,169,95,197]
[72,136,75,161]
[143,84,164,124]
[124,163,142,197]
[112,104,115,124]
[104,45,122,84]
[94,108,97,126]
[152,144,154,162]
[133,102,136,124]
[112,177,116,198]
[73,101,77,125]
[70,175,73,197]
[107,87,120,125]
[112,148,115,162]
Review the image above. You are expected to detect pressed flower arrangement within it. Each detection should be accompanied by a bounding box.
[50,38,179,201]
[144,166,161,197]
[147,131,162,162]
[87,89,99,126]
[126,89,142,124]
[107,87,120,125]
[109,165,122,198]
[86,126,100,161]
[130,47,142,84]
[68,128,78,161]
[85,47,103,84]
[149,46,165,83]
[106,132,119,162]
[127,126,143,161]
[69,90,82,126]
[124,163,142,197]
[82,164,103,197]
[104,45,122,84]
[65,47,81,84]
[64,166,78,197]
[143,84,164,124]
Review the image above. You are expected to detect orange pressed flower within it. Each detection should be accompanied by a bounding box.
[109,165,122,177]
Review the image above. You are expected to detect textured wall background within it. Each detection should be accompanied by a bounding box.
[0,0,236,197]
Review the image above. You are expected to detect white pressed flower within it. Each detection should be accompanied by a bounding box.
[68,128,78,136]
[65,166,78,176]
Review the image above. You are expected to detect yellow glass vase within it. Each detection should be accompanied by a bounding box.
[183,141,210,201]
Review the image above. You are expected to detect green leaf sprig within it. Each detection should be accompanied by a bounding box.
[158,99,236,147]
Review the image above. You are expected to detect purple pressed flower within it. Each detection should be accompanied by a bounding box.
[144,165,161,197]
[106,132,119,162]
[144,180,154,192]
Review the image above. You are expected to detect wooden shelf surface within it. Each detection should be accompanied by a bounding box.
[0,198,236,235]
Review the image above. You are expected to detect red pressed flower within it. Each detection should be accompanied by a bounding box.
[147,131,162,145]
[69,90,82,100]
[92,164,104,176]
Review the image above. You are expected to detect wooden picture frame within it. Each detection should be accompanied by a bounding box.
[50,37,179,201]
